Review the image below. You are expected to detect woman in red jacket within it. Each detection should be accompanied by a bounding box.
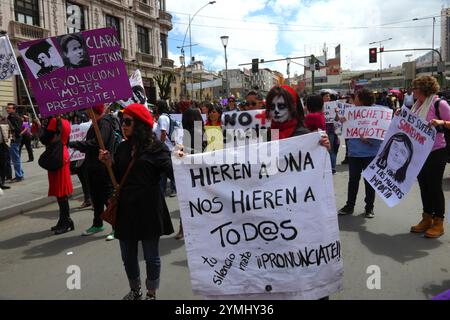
[41,116,74,235]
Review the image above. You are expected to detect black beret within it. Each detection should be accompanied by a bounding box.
[25,40,52,61]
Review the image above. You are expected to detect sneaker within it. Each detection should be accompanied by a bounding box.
[122,289,142,300]
[10,177,24,183]
[338,205,354,215]
[82,226,105,236]
[365,209,375,219]
[105,231,115,241]
[144,293,156,300]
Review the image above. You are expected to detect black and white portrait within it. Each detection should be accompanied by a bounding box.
[22,39,64,79]
[376,132,414,183]
[57,33,91,70]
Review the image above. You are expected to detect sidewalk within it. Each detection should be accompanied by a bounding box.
[0,147,82,220]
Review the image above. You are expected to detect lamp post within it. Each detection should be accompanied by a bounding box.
[369,37,392,90]
[180,1,216,99]
[221,35,229,97]
[286,57,291,86]
[179,54,185,99]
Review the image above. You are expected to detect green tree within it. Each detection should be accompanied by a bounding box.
[155,72,175,100]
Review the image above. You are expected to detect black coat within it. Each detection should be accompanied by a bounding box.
[113,139,174,240]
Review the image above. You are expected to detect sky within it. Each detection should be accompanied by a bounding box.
[167,0,450,78]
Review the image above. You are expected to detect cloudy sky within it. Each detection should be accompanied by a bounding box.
[167,0,449,77]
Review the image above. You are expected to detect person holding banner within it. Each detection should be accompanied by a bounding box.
[322,92,339,174]
[40,116,74,234]
[338,89,382,218]
[99,103,174,300]
[409,76,450,238]
[6,103,24,182]
[304,95,326,132]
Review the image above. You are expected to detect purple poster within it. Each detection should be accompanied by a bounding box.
[18,27,132,117]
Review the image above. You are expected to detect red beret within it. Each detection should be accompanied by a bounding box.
[123,103,154,128]
[281,85,299,107]
[92,104,105,115]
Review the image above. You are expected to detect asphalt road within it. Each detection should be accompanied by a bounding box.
[0,149,449,300]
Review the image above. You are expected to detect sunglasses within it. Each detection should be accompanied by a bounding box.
[121,118,134,126]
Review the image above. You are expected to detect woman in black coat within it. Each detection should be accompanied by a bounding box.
[99,103,174,300]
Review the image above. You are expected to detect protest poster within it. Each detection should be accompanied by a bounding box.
[336,101,352,117]
[68,121,91,161]
[221,109,271,146]
[362,107,436,207]
[342,106,393,140]
[324,101,338,123]
[118,69,147,107]
[18,27,131,117]
[172,133,343,298]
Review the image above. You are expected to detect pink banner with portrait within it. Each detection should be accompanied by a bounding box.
[17,27,131,117]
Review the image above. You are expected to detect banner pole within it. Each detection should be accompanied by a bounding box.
[87,108,119,190]
[5,35,40,125]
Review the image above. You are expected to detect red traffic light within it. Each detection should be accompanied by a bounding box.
[369,47,377,63]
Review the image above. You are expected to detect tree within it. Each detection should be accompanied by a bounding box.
[154,72,175,100]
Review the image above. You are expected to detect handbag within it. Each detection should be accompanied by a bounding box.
[100,158,136,228]
[38,118,64,172]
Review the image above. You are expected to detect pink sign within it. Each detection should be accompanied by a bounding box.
[18,27,131,117]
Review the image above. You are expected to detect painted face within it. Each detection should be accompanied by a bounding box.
[37,53,51,68]
[387,140,409,172]
[269,96,290,123]
[121,114,134,138]
[65,39,84,66]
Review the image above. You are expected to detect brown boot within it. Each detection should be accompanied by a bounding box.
[410,213,433,233]
[425,217,445,238]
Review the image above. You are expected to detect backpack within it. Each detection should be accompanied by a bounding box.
[104,114,123,154]
[161,113,181,144]
[433,98,450,163]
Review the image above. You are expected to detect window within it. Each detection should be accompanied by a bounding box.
[160,33,168,59]
[157,0,166,11]
[66,2,86,33]
[137,25,150,54]
[15,0,39,26]
[106,15,121,44]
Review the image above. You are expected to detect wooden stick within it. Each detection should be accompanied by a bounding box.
[87,108,119,190]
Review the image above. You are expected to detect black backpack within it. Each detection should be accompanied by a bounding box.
[433,98,450,163]
[104,114,123,154]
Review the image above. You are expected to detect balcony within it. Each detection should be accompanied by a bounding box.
[135,0,154,16]
[136,52,155,65]
[9,21,50,41]
[161,58,174,69]
[158,10,173,30]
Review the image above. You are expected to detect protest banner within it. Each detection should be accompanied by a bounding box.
[18,27,131,118]
[362,107,436,207]
[68,121,91,161]
[173,133,343,298]
[324,101,338,123]
[118,69,147,107]
[221,109,271,146]
[336,101,352,117]
[342,106,393,140]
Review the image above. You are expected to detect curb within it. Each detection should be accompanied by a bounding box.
[0,185,83,221]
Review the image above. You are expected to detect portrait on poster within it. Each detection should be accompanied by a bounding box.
[56,33,91,70]
[21,39,64,79]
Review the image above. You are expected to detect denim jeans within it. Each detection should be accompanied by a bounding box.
[9,142,23,179]
[119,238,161,291]
[346,157,375,210]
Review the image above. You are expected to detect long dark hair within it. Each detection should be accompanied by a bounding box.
[376,132,413,183]
[129,118,157,156]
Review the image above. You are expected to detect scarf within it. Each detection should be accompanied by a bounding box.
[411,94,435,120]
[271,119,298,140]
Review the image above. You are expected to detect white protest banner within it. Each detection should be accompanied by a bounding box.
[362,107,436,207]
[173,133,343,298]
[337,101,353,117]
[342,106,393,140]
[221,109,271,146]
[324,101,338,123]
[69,121,91,161]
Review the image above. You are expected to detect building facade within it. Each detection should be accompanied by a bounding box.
[0,0,174,115]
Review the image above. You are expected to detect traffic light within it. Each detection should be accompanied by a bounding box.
[369,47,377,63]
[252,58,259,73]
[315,60,320,71]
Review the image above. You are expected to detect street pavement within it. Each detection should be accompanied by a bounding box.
[0,145,449,300]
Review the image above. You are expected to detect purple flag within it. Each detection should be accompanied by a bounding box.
[18,27,132,117]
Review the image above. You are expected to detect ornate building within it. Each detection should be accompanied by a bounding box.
[0,0,174,112]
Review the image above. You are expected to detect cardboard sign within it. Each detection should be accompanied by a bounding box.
[173,133,343,298]
[342,106,393,140]
[18,27,131,117]
[363,107,436,207]
[324,101,338,123]
[68,121,91,161]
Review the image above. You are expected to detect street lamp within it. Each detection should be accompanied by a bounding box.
[221,35,229,97]
[181,1,216,99]
[286,58,291,86]
[369,37,392,90]
[179,54,185,98]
